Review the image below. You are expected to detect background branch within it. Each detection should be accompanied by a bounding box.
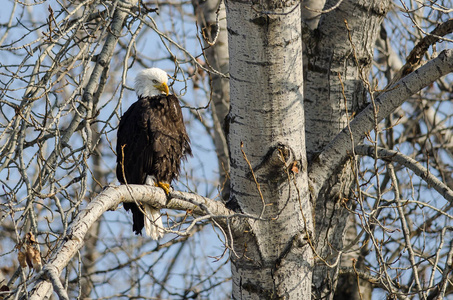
[355,145,453,203]
[309,49,453,196]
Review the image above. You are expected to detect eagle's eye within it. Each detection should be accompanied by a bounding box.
[152,79,158,84]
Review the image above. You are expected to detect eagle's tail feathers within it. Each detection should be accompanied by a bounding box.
[144,204,164,240]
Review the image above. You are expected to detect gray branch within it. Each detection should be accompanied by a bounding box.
[309,49,453,196]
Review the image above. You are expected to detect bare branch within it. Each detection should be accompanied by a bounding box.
[309,49,453,196]
[355,144,453,204]
[24,184,233,298]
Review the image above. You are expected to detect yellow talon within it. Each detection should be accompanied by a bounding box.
[155,182,171,195]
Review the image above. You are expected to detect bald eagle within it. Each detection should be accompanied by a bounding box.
[116,68,191,239]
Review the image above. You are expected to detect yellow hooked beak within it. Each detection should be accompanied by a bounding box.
[155,82,169,96]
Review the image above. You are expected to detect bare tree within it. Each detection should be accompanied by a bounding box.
[1,0,452,299]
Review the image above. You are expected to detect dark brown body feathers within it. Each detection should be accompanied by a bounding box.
[116,94,191,235]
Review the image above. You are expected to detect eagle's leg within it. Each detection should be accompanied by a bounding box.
[145,175,171,194]
[155,182,171,195]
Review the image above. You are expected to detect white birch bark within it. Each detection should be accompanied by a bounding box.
[225,0,313,298]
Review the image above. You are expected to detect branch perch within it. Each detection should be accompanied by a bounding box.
[25,185,232,299]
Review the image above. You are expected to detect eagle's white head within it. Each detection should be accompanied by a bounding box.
[134,68,170,98]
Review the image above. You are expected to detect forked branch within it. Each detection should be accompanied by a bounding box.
[24,185,234,299]
[308,49,453,196]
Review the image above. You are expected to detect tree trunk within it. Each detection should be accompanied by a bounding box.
[302,0,390,298]
[225,0,313,298]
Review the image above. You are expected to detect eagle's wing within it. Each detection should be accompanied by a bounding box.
[116,99,149,185]
[166,95,192,157]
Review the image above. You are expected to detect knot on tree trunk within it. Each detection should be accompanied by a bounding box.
[252,143,299,183]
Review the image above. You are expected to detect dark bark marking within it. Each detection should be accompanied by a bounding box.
[229,73,255,84]
[227,27,239,36]
[225,195,242,212]
[274,232,306,270]
[250,16,269,27]
[241,279,282,299]
[245,60,274,66]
